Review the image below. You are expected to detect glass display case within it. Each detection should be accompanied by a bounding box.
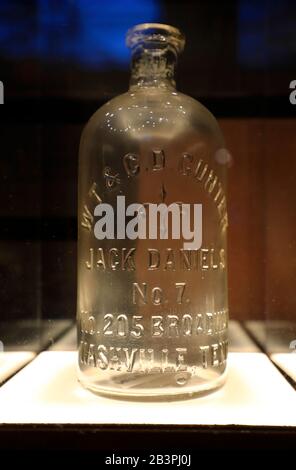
[0,0,295,452]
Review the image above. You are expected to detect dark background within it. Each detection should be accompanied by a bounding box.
[0,0,295,348]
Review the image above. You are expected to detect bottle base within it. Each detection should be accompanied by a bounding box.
[78,368,227,401]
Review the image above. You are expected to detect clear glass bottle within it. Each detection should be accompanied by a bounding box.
[77,23,228,399]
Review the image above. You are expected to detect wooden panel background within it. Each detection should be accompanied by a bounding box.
[221,118,296,322]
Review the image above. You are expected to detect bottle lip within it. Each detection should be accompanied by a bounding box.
[126,23,185,53]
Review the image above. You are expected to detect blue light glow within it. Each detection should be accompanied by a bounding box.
[238,0,296,68]
[0,0,161,68]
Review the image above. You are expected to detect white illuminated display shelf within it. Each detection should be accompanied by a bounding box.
[0,322,295,427]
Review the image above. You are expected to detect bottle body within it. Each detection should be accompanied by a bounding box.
[77,86,228,398]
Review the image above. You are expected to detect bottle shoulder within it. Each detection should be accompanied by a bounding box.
[80,88,223,146]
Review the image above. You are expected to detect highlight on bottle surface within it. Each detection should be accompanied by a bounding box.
[77,23,229,399]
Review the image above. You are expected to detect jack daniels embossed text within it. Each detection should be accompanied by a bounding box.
[77,24,229,398]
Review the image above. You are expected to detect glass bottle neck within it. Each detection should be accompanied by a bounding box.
[129,46,177,90]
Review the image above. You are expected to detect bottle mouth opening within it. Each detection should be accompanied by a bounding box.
[126,23,185,53]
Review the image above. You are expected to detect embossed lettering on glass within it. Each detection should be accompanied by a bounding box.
[77,23,229,398]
